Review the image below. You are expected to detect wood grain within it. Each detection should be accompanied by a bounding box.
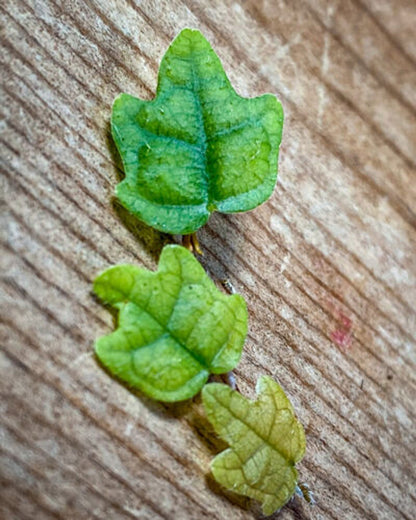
[1,0,415,518]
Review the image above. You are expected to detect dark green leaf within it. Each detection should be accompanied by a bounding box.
[112,28,283,234]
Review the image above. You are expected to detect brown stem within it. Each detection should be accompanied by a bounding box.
[182,232,203,255]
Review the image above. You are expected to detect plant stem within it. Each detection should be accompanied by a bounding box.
[182,233,203,255]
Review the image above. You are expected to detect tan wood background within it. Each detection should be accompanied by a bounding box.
[1,0,416,518]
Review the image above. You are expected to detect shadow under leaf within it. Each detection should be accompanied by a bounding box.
[112,198,172,262]
[106,122,124,179]
[205,471,253,511]
[93,352,194,420]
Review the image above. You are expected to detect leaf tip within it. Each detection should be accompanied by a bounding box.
[93,264,139,305]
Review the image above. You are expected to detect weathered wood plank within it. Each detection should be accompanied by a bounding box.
[1,0,415,518]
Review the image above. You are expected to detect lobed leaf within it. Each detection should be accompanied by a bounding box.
[112,28,283,234]
[93,245,248,402]
[202,376,306,515]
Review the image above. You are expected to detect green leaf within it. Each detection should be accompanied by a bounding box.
[112,28,283,235]
[93,245,248,402]
[202,376,306,515]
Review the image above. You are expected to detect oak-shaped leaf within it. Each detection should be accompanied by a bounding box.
[93,245,247,402]
[202,376,306,515]
[112,28,283,234]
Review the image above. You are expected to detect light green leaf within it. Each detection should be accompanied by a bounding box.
[112,28,283,235]
[202,376,306,515]
[93,245,247,402]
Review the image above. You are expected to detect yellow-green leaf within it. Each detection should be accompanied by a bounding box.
[202,376,306,515]
[112,28,283,234]
[93,245,247,402]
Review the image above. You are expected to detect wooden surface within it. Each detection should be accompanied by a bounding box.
[1,1,416,518]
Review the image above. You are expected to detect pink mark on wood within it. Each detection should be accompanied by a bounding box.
[331,311,353,351]
[340,314,352,329]
[331,329,352,350]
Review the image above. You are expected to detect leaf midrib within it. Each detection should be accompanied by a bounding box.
[209,391,297,466]
[188,54,212,207]
[128,300,209,370]
[124,275,220,371]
